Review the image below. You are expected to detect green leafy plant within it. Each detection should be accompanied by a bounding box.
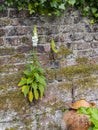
[1,0,97,22]
[18,52,46,102]
[78,107,98,130]
[0,0,76,16]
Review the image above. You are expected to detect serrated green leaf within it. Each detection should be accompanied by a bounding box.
[83,6,90,12]
[40,0,46,4]
[18,78,27,86]
[30,65,35,71]
[38,77,46,86]
[93,127,98,130]
[78,107,98,130]
[38,68,45,73]
[28,91,33,102]
[90,19,95,24]
[68,0,76,5]
[38,85,44,98]
[23,85,29,97]
[24,70,32,77]
[91,8,97,14]
[59,4,65,10]
[26,63,31,68]
[34,89,39,100]
[50,1,58,8]
[27,78,33,84]
[78,107,88,115]
[35,61,40,66]
[34,72,40,80]
[88,126,93,130]
[95,13,98,18]
[28,3,35,14]
[32,82,37,90]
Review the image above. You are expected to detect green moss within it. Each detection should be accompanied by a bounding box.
[74,76,97,88]
[0,89,29,112]
[61,64,98,79]
[13,53,25,58]
[45,69,56,82]
[55,69,65,80]
[5,127,18,130]
[76,57,89,64]
[0,71,23,86]
[0,18,11,25]
[0,64,14,73]
[0,47,14,55]
[22,37,29,43]
[58,82,72,90]
[47,123,62,130]
[46,63,98,85]
[57,44,72,58]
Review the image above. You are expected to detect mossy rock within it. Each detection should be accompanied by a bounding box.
[0,71,23,85]
[55,69,65,81]
[0,18,11,26]
[0,47,14,55]
[0,90,29,112]
[45,69,55,82]
[0,64,15,73]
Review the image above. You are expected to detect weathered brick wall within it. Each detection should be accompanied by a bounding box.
[0,8,98,130]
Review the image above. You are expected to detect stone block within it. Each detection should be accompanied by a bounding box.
[9,9,30,18]
[0,53,26,65]
[84,33,93,42]
[38,35,47,44]
[0,10,8,18]
[37,45,45,53]
[59,25,72,33]
[6,36,31,46]
[92,49,98,57]
[10,18,20,26]
[91,41,98,48]
[70,32,84,41]
[43,82,72,106]
[90,56,98,63]
[0,64,15,73]
[7,27,31,36]
[6,37,22,46]
[71,41,91,50]
[0,18,11,27]
[72,23,86,32]
[55,69,65,81]
[0,28,5,37]
[0,71,23,85]
[74,85,98,105]
[94,33,98,40]
[0,47,14,56]
[16,45,32,53]
[0,38,4,46]
[45,69,56,82]
[77,49,93,57]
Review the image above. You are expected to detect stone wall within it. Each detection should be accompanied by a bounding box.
[0,7,98,130]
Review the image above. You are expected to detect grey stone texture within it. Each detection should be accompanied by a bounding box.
[0,7,98,129]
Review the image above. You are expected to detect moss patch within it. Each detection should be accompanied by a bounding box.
[0,71,23,86]
[0,47,14,55]
[45,69,56,82]
[0,64,14,73]
[0,90,29,111]
[0,18,11,26]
